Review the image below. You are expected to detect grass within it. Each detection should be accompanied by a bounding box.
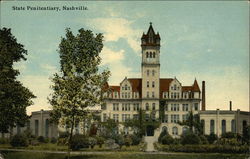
[1,151,249,159]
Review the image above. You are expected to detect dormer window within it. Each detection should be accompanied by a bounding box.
[125,84,128,90]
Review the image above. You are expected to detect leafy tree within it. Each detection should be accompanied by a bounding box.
[49,28,110,159]
[124,108,160,137]
[0,28,35,136]
[178,111,203,135]
[100,118,119,139]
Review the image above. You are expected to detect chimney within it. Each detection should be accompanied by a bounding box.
[202,81,206,111]
[229,101,232,111]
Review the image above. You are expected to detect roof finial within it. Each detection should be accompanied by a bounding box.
[150,22,152,25]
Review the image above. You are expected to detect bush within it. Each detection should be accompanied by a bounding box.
[10,134,28,147]
[50,137,57,144]
[58,131,69,138]
[114,134,125,148]
[158,130,168,143]
[124,136,132,147]
[88,137,97,149]
[104,139,120,150]
[37,136,46,143]
[130,134,141,145]
[0,137,9,144]
[199,135,208,144]
[205,133,218,144]
[181,132,201,145]
[161,134,174,145]
[216,138,241,146]
[221,132,237,139]
[70,134,89,150]
[57,138,67,146]
[96,136,105,148]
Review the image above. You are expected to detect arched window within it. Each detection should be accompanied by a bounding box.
[146,52,149,58]
[125,84,128,90]
[150,52,152,58]
[182,127,188,135]
[152,103,155,110]
[152,81,155,88]
[153,52,155,58]
[147,70,150,76]
[210,119,215,134]
[172,127,178,135]
[222,120,226,134]
[147,81,149,88]
[231,120,236,133]
[146,103,149,111]
[162,126,168,133]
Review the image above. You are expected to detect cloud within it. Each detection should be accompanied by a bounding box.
[100,47,125,65]
[18,75,52,115]
[166,66,249,111]
[86,18,142,54]
[40,64,58,75]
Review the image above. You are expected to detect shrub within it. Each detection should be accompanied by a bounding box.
[104,139,119,150]
[10,134,28,147]
[130,134,141,145]
[205,133,218,144]
[0,137,9,144]
[113,134,125,148]
[58,131,69,138]
[57,138,67,146]
[181,132,201,145]
[70,134,89,150]
[88,137,97,149]
[37,136,45,143]
[124,136,132,147]
[199,135,208,144]
[216,138,241,146]
[221,132,237,139]
[96,136,105,148]
[161,134,174,145]
[50,137,57,144]
[158,130,168,143]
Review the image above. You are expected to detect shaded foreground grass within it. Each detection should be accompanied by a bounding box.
[1,151,249,159]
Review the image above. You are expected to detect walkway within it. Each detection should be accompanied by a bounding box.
[144,136,157,152]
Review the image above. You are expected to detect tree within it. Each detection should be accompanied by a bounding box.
[124,108,160,137]
[0,28,35,137]
[100,118,119,139]
[178,111,203,135]
[49,28,110,159]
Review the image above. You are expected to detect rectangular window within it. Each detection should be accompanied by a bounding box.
[147,92,149,98]
[152,92,155,98]
[182,104,189,111]
[133,114,139,119]
[122,104,125,111]
[147,81,149,88]
[194,103,199,111]
[171,104,179,111]
[113,114,119,122]
[171,114,179,123]
[152,81,155,88]
[163,114,168,123]
[182,114,188,121]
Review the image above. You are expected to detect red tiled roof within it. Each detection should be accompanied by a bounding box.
[182,86,193,92]
[110,86,120,92]
[159,78,174,97]
[193,79,201,92]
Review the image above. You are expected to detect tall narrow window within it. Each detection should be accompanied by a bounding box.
[231,119,236,133]
[152,92,155,98]
[150,52,152,58]
[210,119,215,134]
[152,103,156,110]
[146,103,149,111]
[152,81,155,88]
[35,120,39,136]
[152,70,155,76]
[146,52,149,58]
[45,119,49,138]
[201,119,205,134]
[172,127,178,135]
[222,120,226,134]
[147,81,149,88]
[153,52,155,58]
[147,92,149,98]
[147,70,149,76]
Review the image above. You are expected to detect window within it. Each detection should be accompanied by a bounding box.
[165,103,168,111]
[152,81,155,88]
[35,120,39,136]
[45,119,49,137]
[174,85,177,90]
[113,103,119,111]
[172,127,178,135]
[147,81,149,87]
[122,114,130,122]
[147,70,149,76]
[222,120,226,134]
[182,114,188,122]
[163,114,168,123]
[152,113,156,121]
[201,119,205,134]
[122,93,124,98]
[171,114,179,123]
[147,92,149,98]
[162,126,168,133]
[152,70,155,76]
[133,114,139,119]
[171,104,179,111]
[152,92,155,98]
[171,92,173,99]
[113,114,119,122]
[163,92,167,98]
[152,103,156,110]
[146,103,149,111]
[210,119,215,134]
[103,114,107,122]
[194,103,199,111]
[182,127,188,135]
[145,114,150,121]
[153,52,155,58]
[125,84,128,90]
[146,52,149,58]
[231,120,236,133]
[150,52,152,58]
[133,103,139,111]
[182,104,189,111]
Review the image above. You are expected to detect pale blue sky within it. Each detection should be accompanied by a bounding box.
[1,1,249,113]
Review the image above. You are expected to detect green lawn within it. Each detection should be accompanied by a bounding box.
[1,151,249,159]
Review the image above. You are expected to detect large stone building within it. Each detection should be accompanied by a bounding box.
[2,23,249,139]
